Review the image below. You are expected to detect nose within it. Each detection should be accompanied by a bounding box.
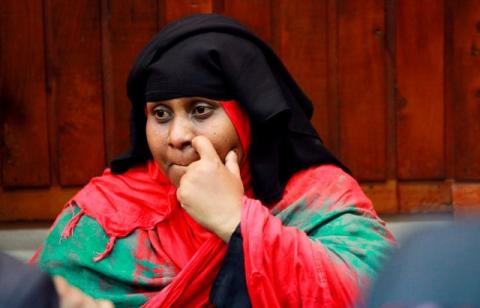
[167,116,194,150]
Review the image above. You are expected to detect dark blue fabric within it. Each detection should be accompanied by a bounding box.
[366,223,480,307]
[210,225,251,308]
[0,252,58,308]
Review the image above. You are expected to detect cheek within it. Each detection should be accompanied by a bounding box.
[146,121,167,162]
[205,125,242,161]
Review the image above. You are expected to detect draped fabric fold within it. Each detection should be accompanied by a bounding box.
[240,165,395,307]
[36,164,394,307]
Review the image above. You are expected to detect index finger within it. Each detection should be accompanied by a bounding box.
[192,136,219,161]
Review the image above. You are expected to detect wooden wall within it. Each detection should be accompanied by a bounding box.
[1,0,480,221]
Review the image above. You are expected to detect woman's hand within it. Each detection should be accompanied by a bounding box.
[176,136,244,242]
[53,276,113,308]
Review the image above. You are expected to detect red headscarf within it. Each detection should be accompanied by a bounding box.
[222,100,251,193]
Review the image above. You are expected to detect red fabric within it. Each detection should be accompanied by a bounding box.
[241,165,374,307]
[72,161,175,238]
[64,100,252,305]
[71,100,251,239]
[141,231,225,307]
[221,100,252,194]
[221,100,250,154]
[57,100,372,306]
[142,165,371,307]
[242,199,357,307]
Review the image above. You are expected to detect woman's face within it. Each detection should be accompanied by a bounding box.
[146,97,243,187]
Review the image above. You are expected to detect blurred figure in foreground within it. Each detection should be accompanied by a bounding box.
[0,252,112,308]
[366,223,480,307]
[0,251,58,308]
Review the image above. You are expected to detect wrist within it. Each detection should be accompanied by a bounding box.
[216,208,241,242]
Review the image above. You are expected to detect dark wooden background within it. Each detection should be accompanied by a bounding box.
[1,0,479,221]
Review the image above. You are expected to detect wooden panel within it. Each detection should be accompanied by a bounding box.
[444,1,455,180]
[450,0,480,180]
[361,180,398,214]
[385,0,397,180]
[0,0,50,187]
[398,182,452,213]
[396,0,445,179]
[337,0,387,180]
[45,0,105,186]
[164,0,214,23]
[453,183,480,207]
[222,0,272,44]
[326,0,340,154]
[102,0,159,162]
[274,1,330,146]
[453,183,480,216]
[0,187,77,221]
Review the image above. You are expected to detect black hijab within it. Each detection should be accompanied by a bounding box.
[111,13,348,203]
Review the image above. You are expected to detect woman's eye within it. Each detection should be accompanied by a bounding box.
[192,104,213,118]
[153,108,171,122]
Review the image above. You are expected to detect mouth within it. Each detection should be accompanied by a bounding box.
[166,157,200,171]
[170,162,188,167]
[168,160,195,168]
[168,164,188,177]
[164,149,200,169]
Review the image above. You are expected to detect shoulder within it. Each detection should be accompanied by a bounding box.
[292,164,355,184]
[276,165,373,212]
[285,164,360,196]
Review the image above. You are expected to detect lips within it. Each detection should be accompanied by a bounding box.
[169,162,189,167]
[164,147,199,166]
[167,156,199,168]
[168,163,188,168]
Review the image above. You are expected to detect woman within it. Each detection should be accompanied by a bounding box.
[35,14,395,307]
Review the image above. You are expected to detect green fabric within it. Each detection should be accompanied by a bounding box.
[38,206,148,307]
[38,173,394,307]
[274,197,394,291]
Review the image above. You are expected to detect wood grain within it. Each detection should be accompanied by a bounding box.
[451,0,480,180]
[361,180,398,214]
[452,182,480,208]
[164,0,214,23]
[326,0,340,154]
[453,182,480,216]
[274,0,331,146]
[44,0,106,186]
[222,0,272,44]
[396,0,445,180]
[0,187,77,221]
[398,181,452,213]
[102,0,159,162]
[0,0,50,187]
[337,0,387,180]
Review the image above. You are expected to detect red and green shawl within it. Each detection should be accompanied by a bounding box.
[34,161,394,307]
